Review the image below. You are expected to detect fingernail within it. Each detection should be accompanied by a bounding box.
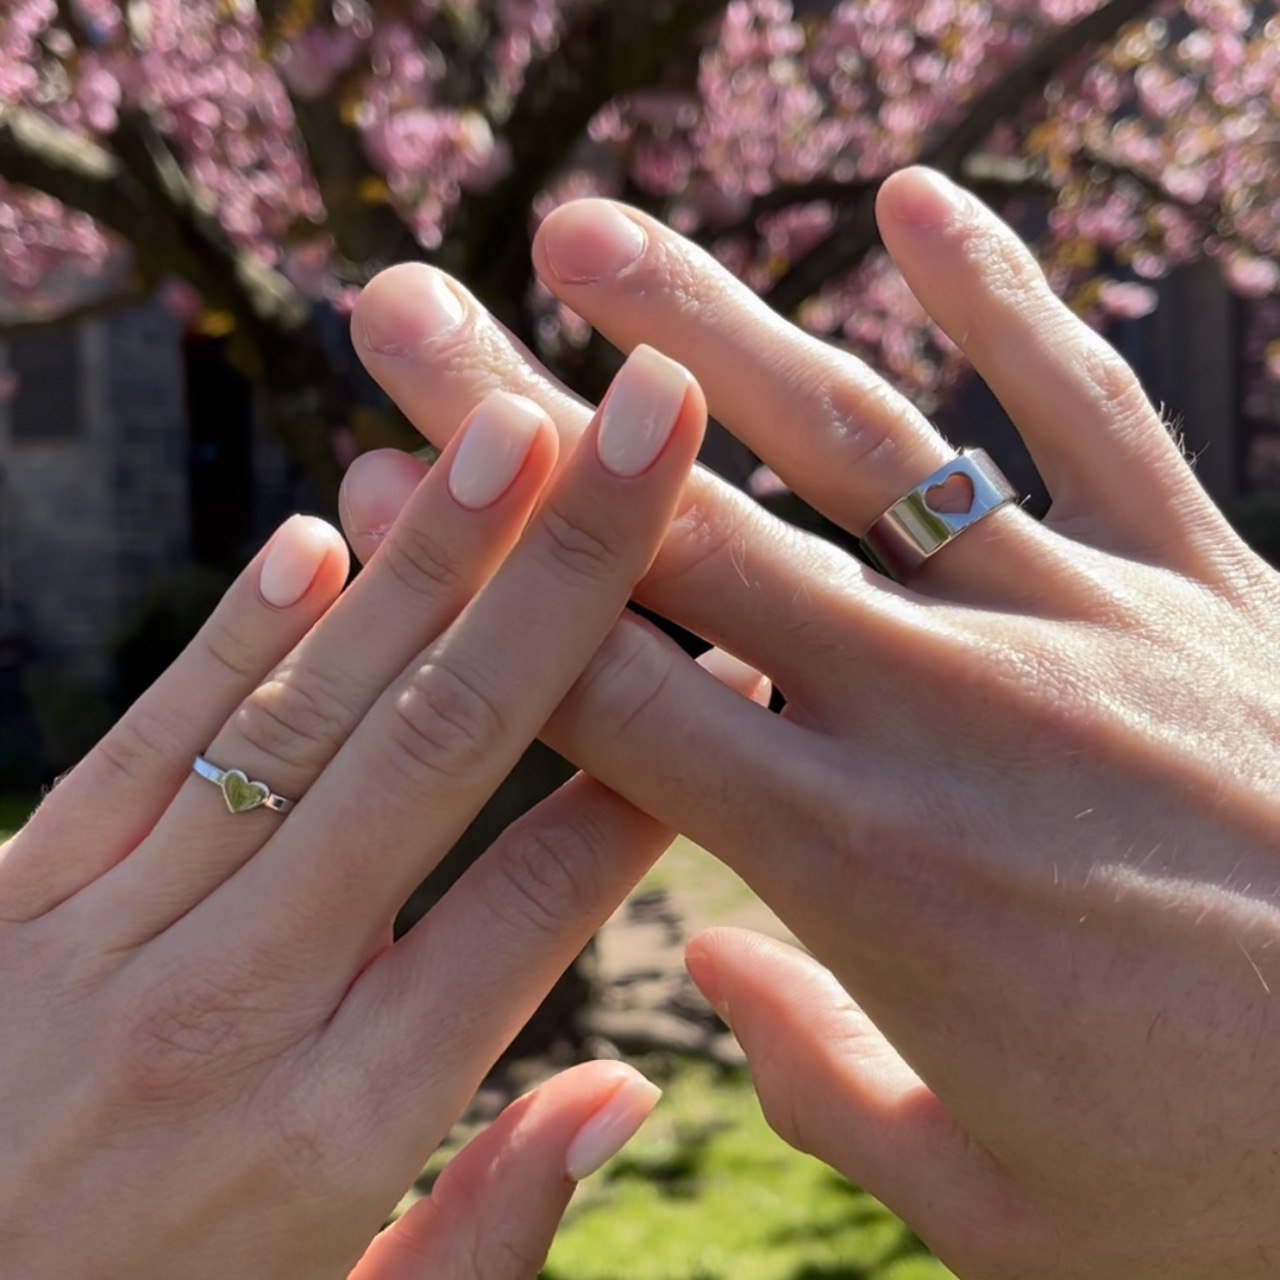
[340,452,426,545]
[357,266,465,355]
[698,647,767,700]
[448,391,545,510]
[884,167,973,232]
[685,947,730,1026]
[596,345,690,478]
[543,201,647,284]
[259,515,339,608]
[564,1073,662,1182]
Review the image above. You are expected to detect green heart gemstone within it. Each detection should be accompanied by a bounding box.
[220,769,270,814]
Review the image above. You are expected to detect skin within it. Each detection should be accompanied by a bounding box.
[339,167,1280,1278]
[0,360,777,1277]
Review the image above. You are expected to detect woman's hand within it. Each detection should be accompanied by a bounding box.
[0,350,719,1278]
[340,167,1280,1279]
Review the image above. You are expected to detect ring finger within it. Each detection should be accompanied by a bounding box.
[76,391,558,949]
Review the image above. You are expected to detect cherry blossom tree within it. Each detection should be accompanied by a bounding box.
[1,0,1277,495]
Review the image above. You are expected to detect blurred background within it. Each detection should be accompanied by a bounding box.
[1,1,1277,1275]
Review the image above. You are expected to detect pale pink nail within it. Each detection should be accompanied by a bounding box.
[596,345,690,478]
[447,391,545,510]
[564,1073,662,1181]
[259,515,339,608]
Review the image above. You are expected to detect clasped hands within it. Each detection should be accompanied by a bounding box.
[4,167,1280,1280]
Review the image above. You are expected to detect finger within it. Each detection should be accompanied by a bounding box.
[78,392,557,949]
[0,516,347,924]
[532,198,1078,605]
[327,634,765,1157]
[350,1062,660,1280]
[210,346,705,987]
[685,928,1026,1261]
[348,263,855,688]
[875,167,1238,575]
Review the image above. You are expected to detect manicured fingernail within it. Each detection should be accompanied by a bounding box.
[685,947,730,1025]
[884,167,974,232]
[259,515,339,608]
[564,1073,662,1182]
[358,265,465,355]
[448,391,545,510]
[698,648,767,700]
[543,201,647,284]
[596,345,690,478]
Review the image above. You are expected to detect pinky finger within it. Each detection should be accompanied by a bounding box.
[0,515,348,922]
[349,1062,660,1280]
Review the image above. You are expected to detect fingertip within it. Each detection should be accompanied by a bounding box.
[258,514,347,610]
[876,166,975,237]
[535,198,649,287]
[352,263,467,359]
[339,449,430,560]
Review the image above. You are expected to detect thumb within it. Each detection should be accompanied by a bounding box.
[350,1061,659,1280]
[685,927,1017,1256]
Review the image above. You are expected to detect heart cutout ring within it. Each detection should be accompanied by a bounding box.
[192,756,296,816]
[861,448,1019,582]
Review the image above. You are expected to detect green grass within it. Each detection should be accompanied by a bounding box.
[543,1060,954,1280]
[0,795,36,840]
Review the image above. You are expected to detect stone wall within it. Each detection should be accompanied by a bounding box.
[0,301,188,680]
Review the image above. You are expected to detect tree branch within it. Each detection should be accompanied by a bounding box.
[446,0,730,325]
[0,274,154,337]
[253,0,425,279]
[0,106,142,240]
[762,0,1160,313]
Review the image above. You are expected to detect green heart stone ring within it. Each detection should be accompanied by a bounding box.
[192,756,296,816]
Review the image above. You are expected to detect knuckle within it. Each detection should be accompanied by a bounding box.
[537,501,618,584]
[95,707,191,786]
[1075,332,1156,428]
[568,617,674,748]
[385,659,505,785]
[380,519,464,599]
[230,669,356,776]
[482,816,605,942]
[202,615,264,683]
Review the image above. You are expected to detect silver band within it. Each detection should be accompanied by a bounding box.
[193,755,295,816]
[861,449,1018,581]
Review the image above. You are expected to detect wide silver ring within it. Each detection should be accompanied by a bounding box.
[860,449,1018,582]
[193,755,295,816]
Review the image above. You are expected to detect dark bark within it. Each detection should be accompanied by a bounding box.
[761,0,1161,314]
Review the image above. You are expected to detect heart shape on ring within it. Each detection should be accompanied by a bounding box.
[220,769,270,814]
[924,471,975,516]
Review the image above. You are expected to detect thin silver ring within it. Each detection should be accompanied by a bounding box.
[860,449,1018,582]
[192,755,295,816]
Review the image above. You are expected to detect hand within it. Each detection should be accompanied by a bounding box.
[339,167,1280,1279]
[0,351,722,1278]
